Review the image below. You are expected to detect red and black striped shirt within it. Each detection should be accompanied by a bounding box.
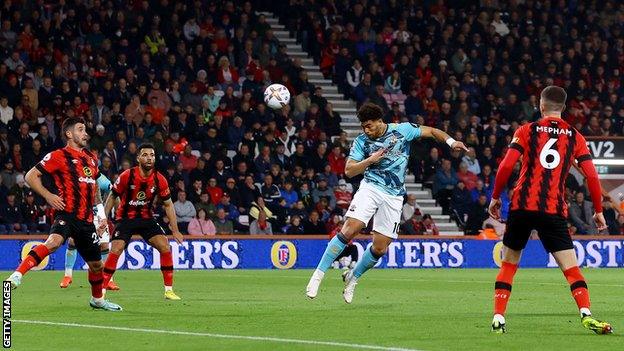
[35,146,100,222]
[507,117,592,218]
[112,166,171,221]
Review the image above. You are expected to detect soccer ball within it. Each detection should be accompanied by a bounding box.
[263,84,290,110]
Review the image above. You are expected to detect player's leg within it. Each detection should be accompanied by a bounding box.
[60,238,77,288]
[341,192,402,303]
[72,223,122,311]
[491,245,522,333]
[306,185,378,298]
[148,233,181,300]
[306,216,367,298]
[544,215,612,334]
[99,227,120,290]
[85,259,122,311]
[341,231,393,303]
[6,218,67,289]
[491,210,532,333]
[101,239,126,292]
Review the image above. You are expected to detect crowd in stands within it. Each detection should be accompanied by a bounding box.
[0,0,622,236]
[276,0,624,235]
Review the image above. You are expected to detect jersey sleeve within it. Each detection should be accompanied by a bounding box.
[35,150,62,175]
[397,122,422,141]
[97,174,111,193]
[348,136,366,162]
[111,170,128,196]
[508,125,529,154]
[573,132,592,163]
[157,173,171,201]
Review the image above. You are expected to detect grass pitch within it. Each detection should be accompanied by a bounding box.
[5,268,624,350]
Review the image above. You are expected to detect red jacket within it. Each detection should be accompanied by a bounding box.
[217,67,240,85]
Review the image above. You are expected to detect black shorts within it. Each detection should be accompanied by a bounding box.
[50,213,101,262]
[112,218,166,245]
[503,210,573,253]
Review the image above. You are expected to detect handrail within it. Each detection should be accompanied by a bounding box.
[1,234,623,240]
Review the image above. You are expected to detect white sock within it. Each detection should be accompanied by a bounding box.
[92,296,104,305]
[493,314,506,324]
[12,271,23,279]
[580,307,591,316]
[312,269,325,280]
[165,286,173,292]
[65,268,73,277]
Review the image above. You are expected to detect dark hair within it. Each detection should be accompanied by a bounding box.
[61,117,85,137]
[540,85,567,112]
[137,143,155,154]
[357,103,384,123]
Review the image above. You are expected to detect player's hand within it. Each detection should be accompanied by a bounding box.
[368,148,386,164]
[488,198,502,220]
[593,212,607,232]
[172,230,184,244]
[96,218,108,237]
[451,141,469,152]
[45,194,65,211]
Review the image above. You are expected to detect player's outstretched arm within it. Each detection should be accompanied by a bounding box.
[419,126,469,151]
[344,148,386,178]
[578,158,607,231]
[489,148,522,219]
[25,166,65,210]
[103,192,118,219]
[163,198,184,243]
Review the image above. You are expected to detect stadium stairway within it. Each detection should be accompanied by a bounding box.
[262,13,461,235]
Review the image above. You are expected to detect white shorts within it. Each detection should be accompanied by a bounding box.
[346,181,404,239]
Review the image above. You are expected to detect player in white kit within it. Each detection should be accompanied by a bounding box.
[306,103,467,303]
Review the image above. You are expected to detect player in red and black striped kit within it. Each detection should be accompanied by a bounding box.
[488,86,612,334]
[102,143,184,300]
[5,117,122,311]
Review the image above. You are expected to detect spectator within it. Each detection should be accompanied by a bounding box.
[205,178,224,205]
[312,176,336,210]
[456,162,478,191]
[433,159,457,214]
[304,210,326,234]
[285,215,305,235]
[173,191,196,234]
[188,209,216,236]
[249,211,273,235]
[465,194,490,235]
[401,194,420,223]
[214,208,234,234]
[0,193,26,233]
[194,192,217,220]
[422,214,440,235]
[462,147,481,175]
[569,192,598,235]
[280,181,299,208]
[401,212,426,235]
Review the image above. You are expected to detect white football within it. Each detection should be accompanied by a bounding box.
[263,83,291,110]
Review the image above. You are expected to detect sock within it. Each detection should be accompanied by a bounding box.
[88,270,104,299]
[315,233,348,273]
[16,245,50,275]
[102,252,120,288]
[65,248,77,277]
[352,246,383,279]
[563,266,591,315]
[161,251,174,288]
[493,261,518,316]
[101,248,109,263]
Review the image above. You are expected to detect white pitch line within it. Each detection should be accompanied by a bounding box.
[13,320,421,351]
